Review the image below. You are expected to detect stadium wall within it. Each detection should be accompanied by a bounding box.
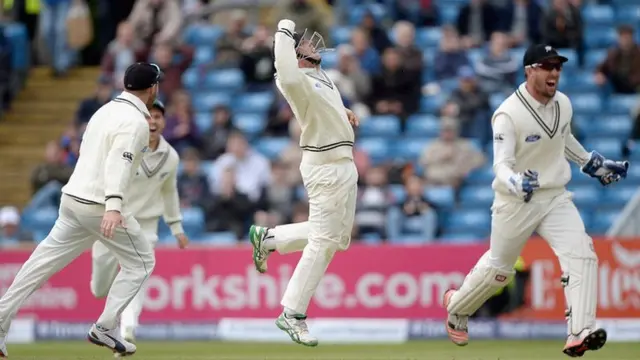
[2,239,639,343]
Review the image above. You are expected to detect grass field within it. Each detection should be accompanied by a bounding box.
[5,340,640,360]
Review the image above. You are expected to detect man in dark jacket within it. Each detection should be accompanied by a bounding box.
[456,0,499,48]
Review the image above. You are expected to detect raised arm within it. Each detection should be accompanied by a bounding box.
[273,19,311,96]
[104,120,149,213]
[161,162,184,236]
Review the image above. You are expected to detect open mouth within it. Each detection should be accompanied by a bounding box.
[546,79,557,88]
[150,127,158,133]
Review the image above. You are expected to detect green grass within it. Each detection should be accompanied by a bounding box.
[5,340,640,360]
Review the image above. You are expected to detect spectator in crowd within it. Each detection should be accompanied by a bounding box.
[101,21,146,89]
[433,25,471,81]
[456,0,499,48]
[502,0,543,46]
[355,166,393,238]
[40,0,75,76]
[75,76,114,126]
[206,167,254,238]
[209,131,271,203]
[0,206,33,247]
[290,201,309,223]
[475,32,518,94]
[325,44,372,119]
[280,120,303,186]
[265,91,295,137]
[359,10,392,54]
[31,140,73,194]
[419,117,486,189]
[0,24,12,112]
[212,10,250,69]
[393,21,423,73]
[441,67,492,144]
[351,27,381,75]
[177,147,214,210]
[369,47,421,120]
[386,175,438,241]
[201,104,238,160]
[541,0,584,66]
[59,125,80,167]
[594,25,640,94]
[239,24,275,92]
[128,0,182,48]
[273,0,330,40]
[353,146,372,185]
[393,0,439,27]
[150,42,194,100]
[255,161,297,227]
[163,90,201,152]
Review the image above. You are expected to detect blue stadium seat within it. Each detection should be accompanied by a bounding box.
[321,50,338,69]
[25,207,58,238]
[194,112,212,133]
[361,233,383,245]
[405,114,439,137]
[204,69,244,91]
[192,92,232,112]
[602,185,637,208]
[420,93,446,113]
[582,5,615,26]
[490,93,506,110]
[439,232,480,244]
[569,164,592,185]
[560,72,598,92]
[359,115,401,137]
[607,95,637,114]
[233,92,274,113]
[416,28,441,48]
[422,49,436,67]
[393,138,429,162]
[445,209,491,232]
[183,24,223,46]
[467,48,484,65]
[466,166,494,185]
[584,26,617,49]
[568,185,601,209]
[509,47,527,63]
[193,47,214,66]
[615,5,640,23]
[233,113,266,136]
[357,138,390,163]
[440,5,459,24]
[389,184,406,203]
[572,114,591,135]
[590,115,631,139]
[591,209,620,234]
[559,48,579,69]
[331,26,352,45]
[183,207,205,237]
[255,137,289,159]
[585,49,607,69]
[459,186,494,209]
[571,93,602,114]
[197,232,238,245]
[348,4,387,25]
[584,138,622,159]
[425,186,455,208]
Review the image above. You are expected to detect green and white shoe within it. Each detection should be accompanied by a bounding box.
[249,225,270,273]
[276,313,318,347]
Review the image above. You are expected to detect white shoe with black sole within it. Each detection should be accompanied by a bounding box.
[87,324,136,357]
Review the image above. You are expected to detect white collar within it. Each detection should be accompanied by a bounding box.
[114,91,151,117]
[150,136,169,154]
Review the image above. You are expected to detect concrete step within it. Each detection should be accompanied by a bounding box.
[10,101,78,114]
[2,113,70,124]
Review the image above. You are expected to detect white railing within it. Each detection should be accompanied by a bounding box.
[606,188,640,237]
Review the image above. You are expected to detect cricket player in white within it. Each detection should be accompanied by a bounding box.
[247,19,359,347]
[442,45,629,358]
[0,62,162,358]
[90,99,188,344]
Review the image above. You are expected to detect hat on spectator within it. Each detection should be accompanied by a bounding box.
[124,62,163,91]
[522,44,568,68]
[151,99,165,115]
[0,206,20,227]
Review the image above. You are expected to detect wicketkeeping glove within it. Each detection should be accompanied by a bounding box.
[507,169,540,202]
[581,151,630,186]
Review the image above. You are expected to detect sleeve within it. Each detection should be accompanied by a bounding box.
[492,113,519,188]
[104,119,149,212]
[564,133,591,166]
[161,160,184,235]
[273,25,312,95]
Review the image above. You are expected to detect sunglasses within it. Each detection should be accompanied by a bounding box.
[530,62,563,71]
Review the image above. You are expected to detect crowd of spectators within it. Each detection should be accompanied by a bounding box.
[2,0,640,246]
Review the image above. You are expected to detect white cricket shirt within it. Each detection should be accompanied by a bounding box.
[491,83,591,201]
[62,91,150,213]
[273,29,355,165]
[128,136,183,235]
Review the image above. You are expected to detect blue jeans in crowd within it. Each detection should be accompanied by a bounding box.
[386,206,438,242]
[39,1,75,72]
[24,180,63,214]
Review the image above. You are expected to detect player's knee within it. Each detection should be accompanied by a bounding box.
[90,280,109,298]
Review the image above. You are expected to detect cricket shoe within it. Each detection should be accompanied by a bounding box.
[443,289,469,346]
[276,313,318,347]
[0,334,7,358]
[249,225,271,273]
[87,324,136,357]
[562,328,607,358]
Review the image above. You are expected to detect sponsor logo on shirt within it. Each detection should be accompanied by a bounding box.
[494,133,504,142]
[122,152,134,163]
[525,134,541,142]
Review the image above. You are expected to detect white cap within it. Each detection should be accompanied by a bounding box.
[0,206,20,226]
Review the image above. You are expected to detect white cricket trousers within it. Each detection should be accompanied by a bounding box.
[272,158,358,315]
[0,194,155,334]
[90,218,158,330]
[449,191,597,335]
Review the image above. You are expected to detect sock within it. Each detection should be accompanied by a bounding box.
[263,229,276,251]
